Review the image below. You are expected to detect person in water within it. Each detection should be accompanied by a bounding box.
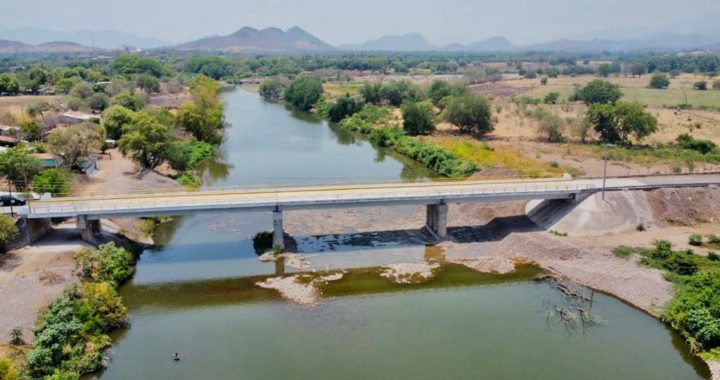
[173,352,181,361]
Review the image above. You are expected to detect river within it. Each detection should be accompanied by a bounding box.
[98,89,710,379]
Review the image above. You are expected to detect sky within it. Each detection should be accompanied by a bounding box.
[1,0,719,45]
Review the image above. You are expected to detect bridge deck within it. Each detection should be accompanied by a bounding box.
[18,174,720,220]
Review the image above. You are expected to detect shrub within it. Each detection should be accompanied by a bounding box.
[649,74,671,89]
[676,134,717,154]
[252,231,273,254]
[708,252,720,261]
[444,94,493,135]
[689,233,703,246]
[708,234,720,245]
[665,271,720,351]
[284,75,323,111]
[75,243,136,286]
[651,240,673,260]
[693,81,708,91]
[259,78,287,101]
[10,326,23,345]
[0,215,18,254]
[327,94,363,123]
[167,140,215,171]
[401,101,435,136]
[340,104,389,133]
[32,169,70,196]
[543,92,560,104]
[0,357,17,380]
[575,80,623,105]
[613,246,634,259]
[177,173,200,188]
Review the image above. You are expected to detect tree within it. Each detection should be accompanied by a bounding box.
[0,356,18,380]
[536,112,565,143]
[0,74,20,94]
[87,93,110,112]
[0,147,41,191]
[0,214,18,254]
[576,80,623,105]
[630,62,647,77]
[380,81,423,106]
[694,81,707,90]
[26,100,53,121]
[69,82,93,99]
[135,74,161,94]
[175,75,225,144]
[103,105,135,140]
[118,112,172,169]
[427,80,468,107]
[259,78,287,101]
[20,120,41,142]
[48,122,103,168]
[586,102,658,144]
[401,101,435,136]
[444,94,493,135]
[360,82,383,105]
[328,94,363,123]
[32,169,70,195]
[649,74,671,89]
[543,92,560,104]
[111,92,145,111]
[284,75,323,111]
[597,63,612,77]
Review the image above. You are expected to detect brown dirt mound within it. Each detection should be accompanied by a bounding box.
[647,186,720,226]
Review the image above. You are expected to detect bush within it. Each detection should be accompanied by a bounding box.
[177,173,200,188]
[32,169,70,196]
[252,231,273,254]
[665,271,720,351]
[613,246,634,259]
[676,134,716,154]
[693,81,708,91]
[651,240,673,260]
[340,104,388,133]
[259,78,287,101]
[689,233,703,246]
[401,101,435,136]
[708,234,720,245]
[649,74,670,89]
[543,92,560,104]
[0,215,18,254]
[444,94,493,135]
[10,327,23,345]
[167,140,215,171]
[0,357,17,380]
[327,94,363,123]
[575,80,623,105]
[284,75,323,111]
[708,252,720,261]
[75,243,136,286]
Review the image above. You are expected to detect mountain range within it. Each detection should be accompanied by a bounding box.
[0,26,719,54]
[0,27,168,49]
[175,27,334,53]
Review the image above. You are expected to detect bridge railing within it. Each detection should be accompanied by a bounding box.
[25,184,595,216]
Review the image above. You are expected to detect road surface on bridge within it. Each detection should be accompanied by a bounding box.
[18,174,720,220]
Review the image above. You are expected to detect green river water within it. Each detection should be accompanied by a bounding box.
[97,89,710,379]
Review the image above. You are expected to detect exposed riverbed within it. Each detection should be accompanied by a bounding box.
[98,89,710,379]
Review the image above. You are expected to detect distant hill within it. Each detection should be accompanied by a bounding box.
[340,33,435,51]
[0,27,168,49]
[0,39,99,53]
[528,33,720,53]
[448,36,516,52]
[176,26,333,53]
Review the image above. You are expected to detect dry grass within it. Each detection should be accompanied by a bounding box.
[0,95,62,120]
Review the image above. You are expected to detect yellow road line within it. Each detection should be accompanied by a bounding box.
[32,178,575,205]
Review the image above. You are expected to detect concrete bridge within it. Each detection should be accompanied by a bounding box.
[17,174,720,248]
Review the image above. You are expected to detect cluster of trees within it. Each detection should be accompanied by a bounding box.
[626,54,720,76]
[260,75,324,111]
[25,243,136,379]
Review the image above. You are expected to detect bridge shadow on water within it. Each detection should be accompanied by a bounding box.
[291,214,542,254]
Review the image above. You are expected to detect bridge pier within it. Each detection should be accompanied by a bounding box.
[76,215,101,245]
[272,210,284,251]
[426,203,448,239]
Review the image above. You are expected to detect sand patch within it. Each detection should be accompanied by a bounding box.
[380,263,440,284]
[450,256,516,274]
[256,275,318,305]
[708,361,720,380]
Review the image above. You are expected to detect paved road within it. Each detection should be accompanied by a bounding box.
[17,174,720,220]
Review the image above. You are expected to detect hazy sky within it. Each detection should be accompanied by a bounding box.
[2,0,719,45]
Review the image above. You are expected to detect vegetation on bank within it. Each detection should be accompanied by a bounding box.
[23,243,136,379]
[614,240,720,359]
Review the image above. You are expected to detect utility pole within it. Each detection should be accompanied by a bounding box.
[602,143,614,200]
[7,178,13,217]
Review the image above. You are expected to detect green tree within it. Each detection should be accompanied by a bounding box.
[175,75,224,144]
[427,80,467,107]
[576,80,623,105]
[380,81,423,106]
[111,92,145,111]
[26,100,53,121]
[694,81,707,90]
[649,74,671,89]
[87,93,110,112]
[327,94,363,123]
[0,357,18,380]
[32,169,70,195]
[102,105,135,140]
[284,75,323,111]
[20,120,41,142]
[259,78,287,101]
[0,147,41,191]
[360,82,383,105]
[586,102,658,144]
[48,123,103,168]
[118,112,171,169]
[0,74,20,94]
[401,101,435,136]
[69,82,93,99]
[135,74,161,94]
[111,55,165,77]
[444,94,493,135]
[543,92,560,104]
[0,214,19,254]
[597,63,612,77]
[630,62,647,77]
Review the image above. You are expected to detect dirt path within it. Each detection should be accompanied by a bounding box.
[0,226,88,344]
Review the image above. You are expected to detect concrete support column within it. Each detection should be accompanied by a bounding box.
[426,203,449,239]
[76,215,101,245]
[272,210,284,251]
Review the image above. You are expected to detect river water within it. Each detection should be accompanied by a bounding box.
[99,89,709,379]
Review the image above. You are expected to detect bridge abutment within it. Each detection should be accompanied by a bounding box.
[76,215,101,245]
[272,210,284,251]
[426,203,448,239]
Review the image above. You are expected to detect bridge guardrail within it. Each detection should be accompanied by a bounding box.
[25,184,595,216]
